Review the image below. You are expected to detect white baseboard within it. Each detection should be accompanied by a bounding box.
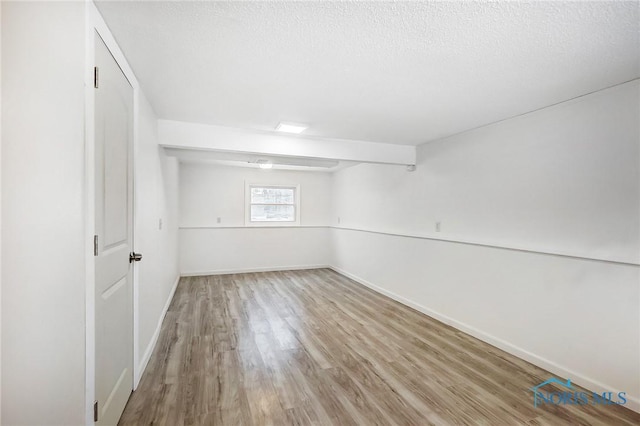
[135,274,180,387]
[329,265,640,414]
[181,264,330,277]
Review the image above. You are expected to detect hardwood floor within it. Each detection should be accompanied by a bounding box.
[120,269,640,425]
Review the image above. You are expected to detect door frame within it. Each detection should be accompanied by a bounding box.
[84,3,142,424]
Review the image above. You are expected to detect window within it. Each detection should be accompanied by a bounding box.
[246,184,300,225]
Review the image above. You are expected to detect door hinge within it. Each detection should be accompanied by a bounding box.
[94,400,98,422]
[94,66,99,89]
[94,235,99,256]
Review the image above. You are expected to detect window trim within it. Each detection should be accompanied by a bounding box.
[245,183,301,226]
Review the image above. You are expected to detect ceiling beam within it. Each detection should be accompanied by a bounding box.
[158,120,416,165]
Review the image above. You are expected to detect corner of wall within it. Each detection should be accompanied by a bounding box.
[135,274,180,388]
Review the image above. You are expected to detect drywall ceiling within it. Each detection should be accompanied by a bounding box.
[96,1,639,146]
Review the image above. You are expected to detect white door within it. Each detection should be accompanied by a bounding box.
[94,33,134,426]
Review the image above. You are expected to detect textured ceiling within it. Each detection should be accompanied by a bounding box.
[96,1,640,145]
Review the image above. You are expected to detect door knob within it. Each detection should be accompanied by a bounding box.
[129,252,143,263]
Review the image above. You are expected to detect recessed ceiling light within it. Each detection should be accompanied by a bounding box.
[276,122,307,134]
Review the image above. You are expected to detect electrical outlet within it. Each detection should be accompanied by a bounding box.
[337,217,341,224]
[217,217,221,224]
[158,218,163,230]
[435,221,441,232]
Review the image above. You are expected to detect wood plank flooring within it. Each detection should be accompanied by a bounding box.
[119,269,640,425]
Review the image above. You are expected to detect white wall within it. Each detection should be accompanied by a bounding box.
[1,3,181,423]
[179,164,332,275]
[331,81,640,410]
[1,2,87,424]
[181,227,330,275]
[134,94,180,383]
[0,1,3,420]
[333,81,639,264]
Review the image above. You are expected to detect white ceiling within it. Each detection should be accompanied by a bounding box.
[96,1,639,146]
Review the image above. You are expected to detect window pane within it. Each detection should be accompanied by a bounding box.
[250,205,295,222]
[251,187,295,204]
